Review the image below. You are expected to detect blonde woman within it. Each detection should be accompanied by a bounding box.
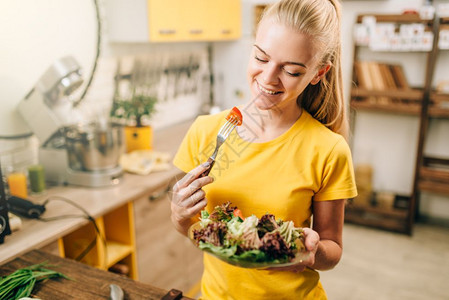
[171,0,357,298]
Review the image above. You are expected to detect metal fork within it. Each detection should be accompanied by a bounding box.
[201,117,239,177]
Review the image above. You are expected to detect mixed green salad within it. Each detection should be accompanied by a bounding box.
[192,202,306,264]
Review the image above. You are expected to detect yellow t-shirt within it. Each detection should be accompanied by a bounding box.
[173,109,357,300]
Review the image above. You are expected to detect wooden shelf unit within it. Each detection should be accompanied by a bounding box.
[350,87,424,115]
[411,15,449,228]
[356,13,433,24]
[429,92,449,117]
[349,13,449,234]
[58,202,138,279]
[345,203,409,233]
[351,89,449,117]
[417,157,449,195]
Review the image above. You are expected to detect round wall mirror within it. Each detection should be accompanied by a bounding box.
[0,0,100,138]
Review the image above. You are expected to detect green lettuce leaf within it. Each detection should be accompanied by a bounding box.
[199,242,237,257]
[233,250,268,262]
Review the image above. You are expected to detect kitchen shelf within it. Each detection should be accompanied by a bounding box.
[428,107,449,118]
[417,157,449,195]
[350,88,423,115]
[410,14,449,229]
[430,92,449,117]
[349,13,449,234]
[58,202,138,279]
[418,180,449,195]
[345,203,409,233]
[347,203,408,218]
[350,87,423,115]
[351,91,449,117]
[105,241,134,267]
[356,13,432,24]
[351,100,421,115]
[351,87,424,100]
[431,92,449,103]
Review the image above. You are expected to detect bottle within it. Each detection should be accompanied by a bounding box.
[28,164,46,194]
[419,0,435,20]
[7,170,28,198]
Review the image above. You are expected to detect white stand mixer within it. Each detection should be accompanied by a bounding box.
[17,56,123,187]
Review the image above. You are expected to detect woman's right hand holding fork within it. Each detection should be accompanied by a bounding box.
[170,161,214,235]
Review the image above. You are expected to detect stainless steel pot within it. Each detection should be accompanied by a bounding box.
[64,122,125,172]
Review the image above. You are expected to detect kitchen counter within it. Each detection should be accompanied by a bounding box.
[0,249,194,299]
[0,120,192,265]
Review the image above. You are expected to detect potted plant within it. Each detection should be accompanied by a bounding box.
[110,92,157,153]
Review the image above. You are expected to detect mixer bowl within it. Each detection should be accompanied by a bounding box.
[64,122,125,172]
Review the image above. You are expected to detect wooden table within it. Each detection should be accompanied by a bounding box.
[0,249,193,300]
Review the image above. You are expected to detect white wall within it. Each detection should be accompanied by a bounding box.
[0,0,98,137]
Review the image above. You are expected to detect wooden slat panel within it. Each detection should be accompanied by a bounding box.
[344,212,408,233]
[423,156,449,166]
[418,180,449,195]
[350,86,424,115]
[344,202,409,233]
[429,93,449,117]
[356,14,430,24]
[431,92,449,103]
[428,107,449,118]
[420,167,449,182]
[346,204,408,218]
[351,87,423,100]
[351,100,421,115]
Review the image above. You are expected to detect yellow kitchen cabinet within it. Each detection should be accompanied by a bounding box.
[185,0,211,40]
[147,0,241,42]
[147,0,183,42]
[207,0,241,40]
[57,202,138,280]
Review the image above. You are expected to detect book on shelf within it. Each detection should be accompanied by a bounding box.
[354,61,376,103]
[353,61,411,105]
[367,61,389,104]
[389,64,410,90]
[354,61,373,90]
[378,63,396,90]
[355,61,410,90]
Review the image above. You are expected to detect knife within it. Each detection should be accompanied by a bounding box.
[110,284,124,300]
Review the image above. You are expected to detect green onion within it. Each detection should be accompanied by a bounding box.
[0,262,70,300]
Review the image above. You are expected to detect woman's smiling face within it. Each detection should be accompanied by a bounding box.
[247,18,323,112]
